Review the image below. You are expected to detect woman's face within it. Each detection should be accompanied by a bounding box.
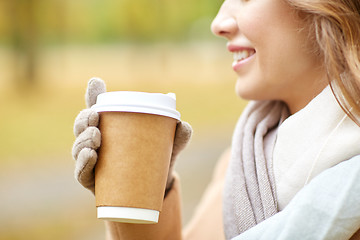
[211,0,327,113]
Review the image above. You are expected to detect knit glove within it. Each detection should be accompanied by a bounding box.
[72,77,192,194]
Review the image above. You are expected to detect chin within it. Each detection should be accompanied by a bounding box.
[235,78,278,100]
[235,81,269,101]
[235,81,256,101]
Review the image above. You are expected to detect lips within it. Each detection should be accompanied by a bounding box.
[233,49,256,62]
[227,45,256,71]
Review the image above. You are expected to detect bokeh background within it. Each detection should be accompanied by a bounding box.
[0,1,247,239]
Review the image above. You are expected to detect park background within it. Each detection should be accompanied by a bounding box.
[0,0,247,239]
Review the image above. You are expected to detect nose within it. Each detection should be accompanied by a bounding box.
[211,3,238,39]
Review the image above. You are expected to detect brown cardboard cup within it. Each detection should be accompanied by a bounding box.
[91,91,180,224]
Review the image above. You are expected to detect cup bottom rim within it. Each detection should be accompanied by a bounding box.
[97,206,159,224]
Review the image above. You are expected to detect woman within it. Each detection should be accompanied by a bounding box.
[72,0,360,239]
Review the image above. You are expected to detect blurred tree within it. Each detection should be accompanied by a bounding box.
[7,0,39,89]
[4,0,67,90]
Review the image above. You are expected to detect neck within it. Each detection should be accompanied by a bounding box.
[286,80,328,115]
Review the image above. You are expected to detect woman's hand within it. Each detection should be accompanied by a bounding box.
[72,77,106,193]
[71,78,192,194]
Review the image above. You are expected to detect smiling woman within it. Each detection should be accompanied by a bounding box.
[210,0,360,239]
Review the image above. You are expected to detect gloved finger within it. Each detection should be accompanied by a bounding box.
[86,77,106,108]
[75,148,97,194]
[171,121,193,161]
[72,126,101,160]
[73,109,99,137]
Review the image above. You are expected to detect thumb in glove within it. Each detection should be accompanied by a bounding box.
[85,77,107,108]
[73,77,106,193]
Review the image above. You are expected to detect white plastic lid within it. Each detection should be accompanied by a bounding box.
[97,206,159,224]
[91,91,180,120]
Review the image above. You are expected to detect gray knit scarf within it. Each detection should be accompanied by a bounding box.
[223,100,289,239]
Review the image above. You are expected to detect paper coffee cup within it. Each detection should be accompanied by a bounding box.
[92,91,180,224]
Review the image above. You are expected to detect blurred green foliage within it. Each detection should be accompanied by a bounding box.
[0,0,222,45]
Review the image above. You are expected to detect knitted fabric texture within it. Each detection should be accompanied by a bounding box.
[223,100,289,239]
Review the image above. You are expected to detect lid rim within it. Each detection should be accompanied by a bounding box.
[92,91,181,120]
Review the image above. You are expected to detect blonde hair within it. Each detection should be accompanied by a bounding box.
[287,0,360,126]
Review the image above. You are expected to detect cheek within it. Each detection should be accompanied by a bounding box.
[259,39,298,81]
[236,0,286,44]
[241,19,312,83]
[237,12,264,45]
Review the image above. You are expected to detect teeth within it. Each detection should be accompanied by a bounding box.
[233,50,254,62]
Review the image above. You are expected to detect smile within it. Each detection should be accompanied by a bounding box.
[232,49,256,64]
[231,49,256,71]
